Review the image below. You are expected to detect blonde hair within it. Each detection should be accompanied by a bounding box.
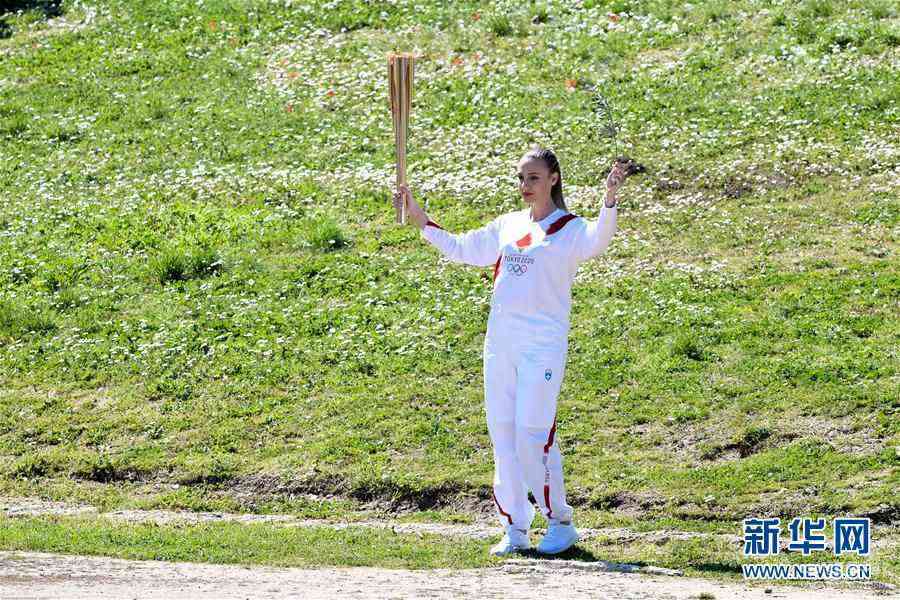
[522,145,566,211]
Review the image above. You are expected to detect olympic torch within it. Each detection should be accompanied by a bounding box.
[388,52,414,225]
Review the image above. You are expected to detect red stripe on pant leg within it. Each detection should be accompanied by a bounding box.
[543,414,557,519]
[492,490,513,525]
[543,416,557,453]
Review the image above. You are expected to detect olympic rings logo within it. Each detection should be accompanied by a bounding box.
[507,263,528,276]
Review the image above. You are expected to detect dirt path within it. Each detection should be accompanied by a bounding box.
[3,495,898,552]
[1,496,897,599]
[1,550,896,600]
[0,495,749,547]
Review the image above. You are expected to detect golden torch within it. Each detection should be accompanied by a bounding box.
[388,52,414,224]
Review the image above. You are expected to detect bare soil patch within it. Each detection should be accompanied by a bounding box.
[1,550,896,600]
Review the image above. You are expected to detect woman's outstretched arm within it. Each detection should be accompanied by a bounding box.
[393,184,502,267]
[573,203,617,264]
[572,161,626,264]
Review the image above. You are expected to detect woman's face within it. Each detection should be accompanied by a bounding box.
[516,157,558,205]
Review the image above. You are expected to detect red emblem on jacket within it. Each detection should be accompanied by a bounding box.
[515,233,532,248]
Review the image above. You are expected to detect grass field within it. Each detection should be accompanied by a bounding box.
[0,0,897,583]
[1,513,897,580]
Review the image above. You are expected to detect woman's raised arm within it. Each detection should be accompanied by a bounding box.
[571,161,626,264]
[572,203,617,264]
[393,184,502,267]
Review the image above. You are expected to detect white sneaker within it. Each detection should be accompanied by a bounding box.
[537,519,579,554]
[489,526,531,556]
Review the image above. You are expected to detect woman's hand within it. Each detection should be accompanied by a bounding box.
[392,183,428,230]
[605,161,627,207]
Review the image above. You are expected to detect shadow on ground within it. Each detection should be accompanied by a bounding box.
[517,546,603,562]
[1,0,63,38]
[1,1,62,16]
[515,547,743,576]
[691,561,743,575]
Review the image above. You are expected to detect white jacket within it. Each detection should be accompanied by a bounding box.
[421,204,617,347]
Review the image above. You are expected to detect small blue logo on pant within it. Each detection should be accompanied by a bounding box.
[545,369,552,381]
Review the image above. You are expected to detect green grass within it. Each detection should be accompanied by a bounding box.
[0,0,897,581]
[1,514,896,586]
[0,515,497,569]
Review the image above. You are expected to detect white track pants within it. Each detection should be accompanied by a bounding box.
[483,334,574,530]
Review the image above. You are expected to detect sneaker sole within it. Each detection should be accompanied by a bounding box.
[536,536,579,555]
[490,546,531,557]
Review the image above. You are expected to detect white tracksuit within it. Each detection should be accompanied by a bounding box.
[421,203,617,529]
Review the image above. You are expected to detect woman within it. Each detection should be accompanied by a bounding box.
[393,145,626,556]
